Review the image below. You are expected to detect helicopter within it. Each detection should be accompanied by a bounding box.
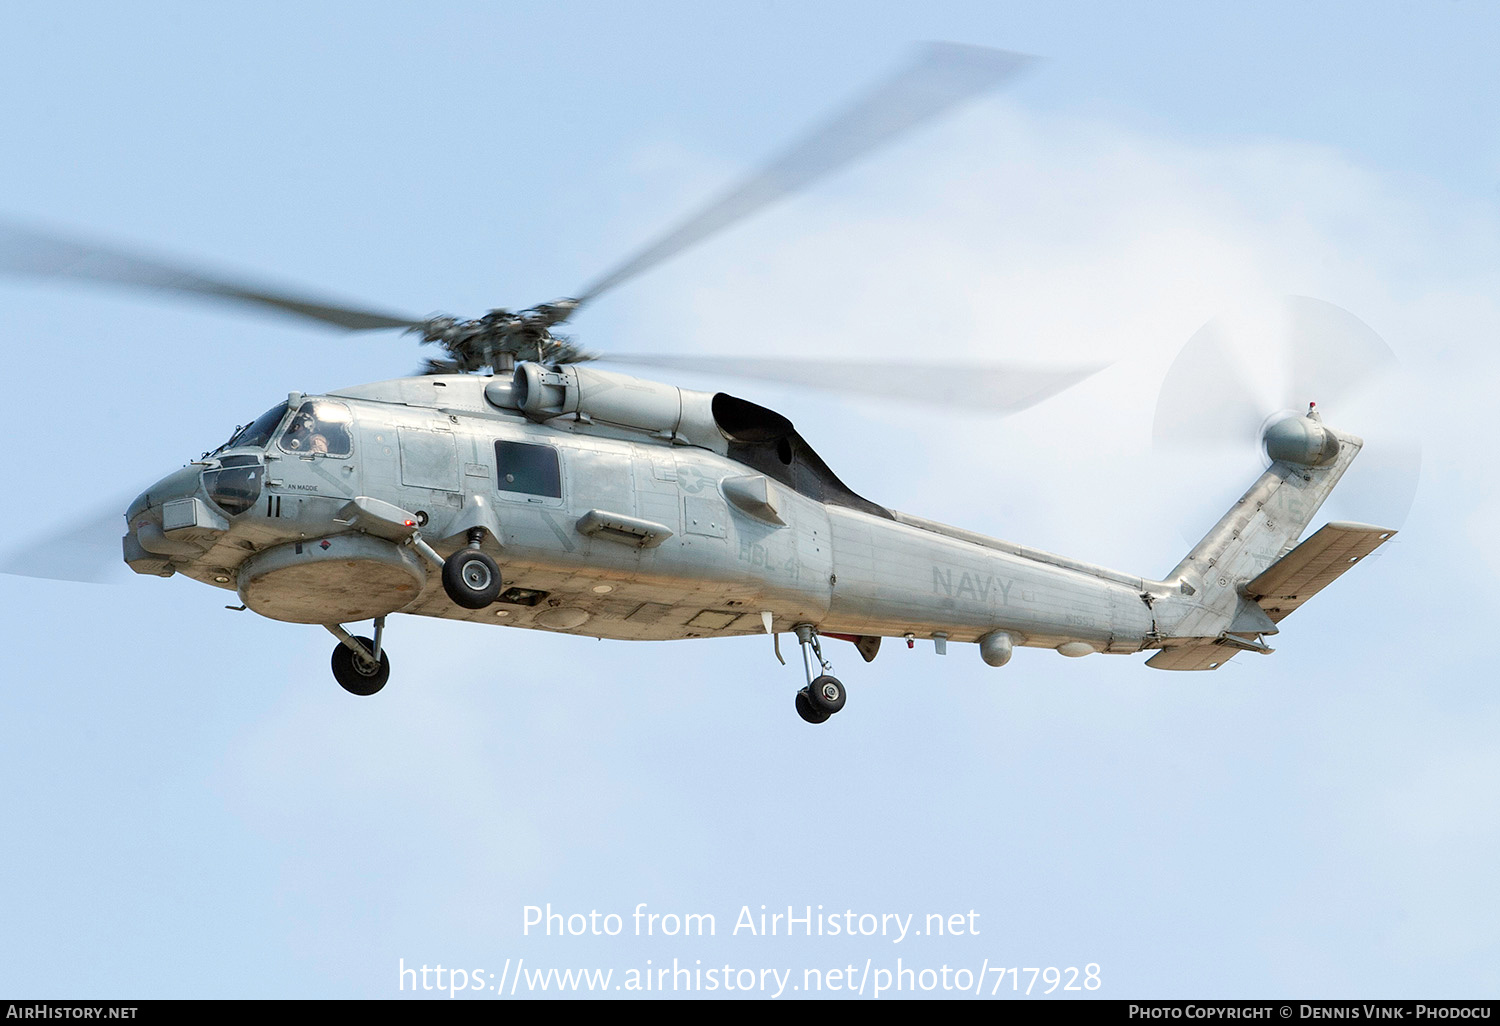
[0,44,1404,724]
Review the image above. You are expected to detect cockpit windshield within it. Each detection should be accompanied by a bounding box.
[212,402,289,455]
[279,400,353,456]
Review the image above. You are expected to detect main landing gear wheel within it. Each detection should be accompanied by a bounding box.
[442,549,502,609]
[795,689,831,725]
[331,636,390,696]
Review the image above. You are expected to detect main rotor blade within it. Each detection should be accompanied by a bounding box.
[571,43,1036,310]
[595,354,1102,414]
[0,221,422,332]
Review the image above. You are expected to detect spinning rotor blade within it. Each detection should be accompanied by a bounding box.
[570,43,1036,312]
[0,222,422,332]
[596,354,1103,414]
[0,503,130,584]
[1153,295,1422,534]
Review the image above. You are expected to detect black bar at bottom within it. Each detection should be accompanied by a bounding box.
[0,998,1496,1016]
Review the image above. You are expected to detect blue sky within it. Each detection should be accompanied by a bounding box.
[1,1,1497,999]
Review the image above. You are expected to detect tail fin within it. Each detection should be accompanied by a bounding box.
[1168,416,1363,593]
[1147,410,1390,668]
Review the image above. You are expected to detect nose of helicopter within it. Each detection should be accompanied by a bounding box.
[126,464,204,522]
[122,463,223,576]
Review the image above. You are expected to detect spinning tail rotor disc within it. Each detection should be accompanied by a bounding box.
[1152,296,1422,538]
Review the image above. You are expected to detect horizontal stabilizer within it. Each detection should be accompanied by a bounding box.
[1245,521,1396,623]
[1145,644,1240,672]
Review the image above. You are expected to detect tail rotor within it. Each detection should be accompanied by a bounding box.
[1152,295,1421,538]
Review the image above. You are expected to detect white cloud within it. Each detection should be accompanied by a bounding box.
[609,102,1496,575]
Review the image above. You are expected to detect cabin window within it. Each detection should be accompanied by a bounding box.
[494,440,561,497]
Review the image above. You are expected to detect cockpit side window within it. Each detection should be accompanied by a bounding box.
[279,400,353,456]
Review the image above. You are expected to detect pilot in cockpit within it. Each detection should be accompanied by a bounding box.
[281,401,353,455]
[281,409,329,454]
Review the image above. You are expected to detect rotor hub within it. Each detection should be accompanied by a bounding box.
[415,302,590,374]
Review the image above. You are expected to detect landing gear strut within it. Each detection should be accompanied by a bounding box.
[326,618,391,696]
[793,624,846,724]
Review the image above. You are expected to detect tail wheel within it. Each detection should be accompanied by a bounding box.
[808,675,846,715]
[795,689,830,725]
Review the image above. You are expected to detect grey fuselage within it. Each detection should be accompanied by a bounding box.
[122,367,1313,662]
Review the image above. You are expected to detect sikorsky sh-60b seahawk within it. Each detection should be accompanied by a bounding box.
[0,45,1408,723]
